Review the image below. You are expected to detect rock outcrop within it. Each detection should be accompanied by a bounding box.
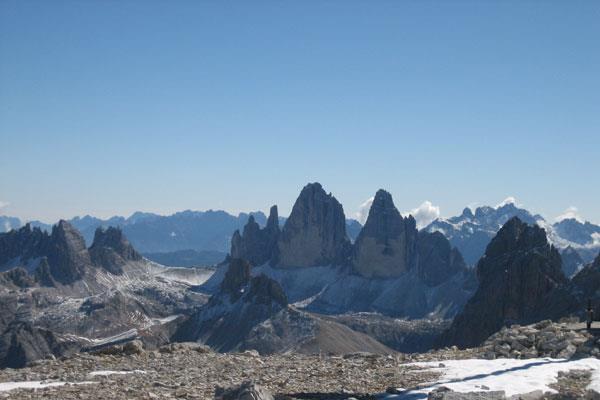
[352,190,418,278]
[44,220,91,284]
[230,206,279,266]
[480,320,596,360]
[215,381,274,400]
[442,217,570,348]
[89,226,141,274]
[220,258,251,302]
[417,231,468,286]
[0,224,47,269]
[173,258,290,351]
[561,246,585,278]
[0,322,79,368]
[275,183,350,267]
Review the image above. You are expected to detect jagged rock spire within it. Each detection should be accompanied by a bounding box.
[352,189,418,278]
[230,206,280,267]
[89,226,141,274]
[276,183,350,267]
[45,220,90,284]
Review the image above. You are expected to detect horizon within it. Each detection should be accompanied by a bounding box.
[2,1,599,224]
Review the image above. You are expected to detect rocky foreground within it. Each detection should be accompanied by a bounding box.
[1,331,600,400]
[0,341,481,400]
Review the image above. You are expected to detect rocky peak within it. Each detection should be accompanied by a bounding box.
[89,226,141,274]
[45,220,91,284]
[230,206,279,267]
[276,183,349,267]
[266,205,279,233]
[483,217,549,260]
[246,274,288,307]
[220,258,251,302]
[442,217,568,348]
[351,189,418,278]
[0,224,48,267]
[461,207,474,219]
[416,231,468,286]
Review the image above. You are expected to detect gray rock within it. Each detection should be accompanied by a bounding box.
[214,380,274,400]
[352,190,418,278]
[231,206,279,267]
[428,387,506,399]
[89,226,141,274]
[275,183,350,268]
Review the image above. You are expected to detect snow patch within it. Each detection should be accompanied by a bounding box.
[0,380,95,392]
[382,358,600,398]
[88,370,146,377]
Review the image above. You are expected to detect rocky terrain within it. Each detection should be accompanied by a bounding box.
[0,222,210,368]
[1,321,600,400]
[174,259,393,355]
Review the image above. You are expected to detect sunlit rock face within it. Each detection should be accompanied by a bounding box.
[275,183,350,268]
[351,189,418,278]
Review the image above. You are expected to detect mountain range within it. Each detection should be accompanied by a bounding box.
[0,212,362,267]
[425,200,600,274]
[3,198,598,273]
[0,182,599,369]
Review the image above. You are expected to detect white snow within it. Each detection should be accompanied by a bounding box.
[382,358,600,399]
[88,370,146,377]
[0,380,94,392]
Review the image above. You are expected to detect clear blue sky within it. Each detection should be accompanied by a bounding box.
[1,1,599,224]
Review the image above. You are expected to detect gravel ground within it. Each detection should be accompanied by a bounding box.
[0,343,450,399]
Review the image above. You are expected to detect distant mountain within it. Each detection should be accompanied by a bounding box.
[425,201,543,266]
[425,201,600,267]
[0,213,362,264]
[0,211,267,254]
[0,216,20,232]
[143,249,226,268]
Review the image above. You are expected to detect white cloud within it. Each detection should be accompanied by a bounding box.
[405,201,441,229]
[496,197,518,208]
[555,206,583,223]
[0,201,9,211]
[355,197,374,225]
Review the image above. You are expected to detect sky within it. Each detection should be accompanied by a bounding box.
[1,1,599,225]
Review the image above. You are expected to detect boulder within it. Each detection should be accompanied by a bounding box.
[215,381,274,400]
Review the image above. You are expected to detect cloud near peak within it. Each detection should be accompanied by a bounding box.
[555,206,583,223]
[355,197,374,225]
[405,201,441,229]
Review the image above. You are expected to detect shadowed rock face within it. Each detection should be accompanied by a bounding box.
[230,206,280,267]
[352,190,418,278]
[442,217,569,348]
[561,246,585,278]
[0,224,48,268]
[220,258,251,302]
[45,220,91,284]
[89,226,141,274]
[276,183,350,267]
[571,253,600,299]
[417,231,467,286]
[0,322,80,368]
